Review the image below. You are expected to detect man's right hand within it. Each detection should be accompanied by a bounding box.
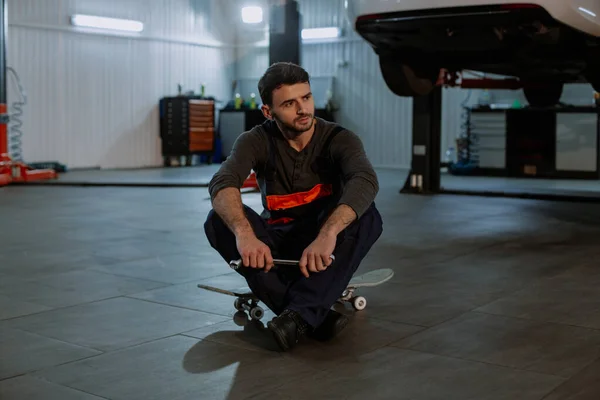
[236,233,274,271]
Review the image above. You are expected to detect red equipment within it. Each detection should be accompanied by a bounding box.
[0,111,58,187]
[0,0,57,187]
[241,171,259,190]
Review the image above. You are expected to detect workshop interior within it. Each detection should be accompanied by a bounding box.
[3,0,600,399]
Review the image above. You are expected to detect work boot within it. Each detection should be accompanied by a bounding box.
[267,309,311,351]
[309,309,350,342]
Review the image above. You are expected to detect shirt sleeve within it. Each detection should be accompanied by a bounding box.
[330,129,379,218]
[208,128,266,201]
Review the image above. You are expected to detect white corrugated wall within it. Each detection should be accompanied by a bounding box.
[7,0,236,169]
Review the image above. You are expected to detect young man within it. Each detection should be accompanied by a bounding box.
[205,62,383,351]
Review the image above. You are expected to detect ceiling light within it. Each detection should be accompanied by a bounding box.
[71,14,144,32]
[242,6,263,24]
[301,27,341,40]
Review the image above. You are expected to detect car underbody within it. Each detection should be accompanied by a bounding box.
[354,4,600,105]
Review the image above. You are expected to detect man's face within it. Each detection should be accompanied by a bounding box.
[262,82,315,135]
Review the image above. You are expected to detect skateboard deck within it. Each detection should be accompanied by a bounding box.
[347,268,394,289]
[197,267,395,319]
[197,284,257,299]
[197,283,264,320]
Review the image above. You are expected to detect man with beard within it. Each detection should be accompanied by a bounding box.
[205,62,382,351]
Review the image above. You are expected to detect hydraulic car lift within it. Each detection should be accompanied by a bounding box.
[0,0,57,187]
[401,70,555,195]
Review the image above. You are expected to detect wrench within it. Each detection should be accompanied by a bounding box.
[229,255,335,270]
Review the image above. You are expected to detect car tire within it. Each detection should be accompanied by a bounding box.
[379,57,440,97]
[523,83,563,107]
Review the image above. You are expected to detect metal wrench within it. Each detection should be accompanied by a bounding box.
[229,255,335,270]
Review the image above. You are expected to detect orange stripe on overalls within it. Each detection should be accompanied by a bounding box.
[266,183,333,211]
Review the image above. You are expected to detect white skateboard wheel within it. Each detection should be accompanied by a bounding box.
[250,307,264,320]
[234,298,244,311]
[353,296,367,311]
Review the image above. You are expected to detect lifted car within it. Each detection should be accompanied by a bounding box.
[346,1,600,106]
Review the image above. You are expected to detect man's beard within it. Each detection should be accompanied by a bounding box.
[273,113,314,136]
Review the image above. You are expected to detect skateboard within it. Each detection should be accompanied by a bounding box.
[197,259,394,320]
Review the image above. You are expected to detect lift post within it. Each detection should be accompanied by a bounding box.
[401,86,443,194]
[0,0,57,186]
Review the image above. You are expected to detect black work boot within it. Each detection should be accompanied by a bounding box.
[267,309,311,351]
[309,309,350,342]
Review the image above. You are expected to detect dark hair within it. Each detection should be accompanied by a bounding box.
[258,62,310,106]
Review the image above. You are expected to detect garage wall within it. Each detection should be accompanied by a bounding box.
[8,0,236,169]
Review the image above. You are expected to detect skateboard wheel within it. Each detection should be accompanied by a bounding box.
[250,307,264,321]
[234,298,244,311]
[352,296,367,311]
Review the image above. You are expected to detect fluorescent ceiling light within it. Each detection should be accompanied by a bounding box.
[71,14,144,32]
[579,7,597,17]
[242,6,263,24]
[301,27,341,40]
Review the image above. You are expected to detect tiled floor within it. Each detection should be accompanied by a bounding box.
[2,168,600,399]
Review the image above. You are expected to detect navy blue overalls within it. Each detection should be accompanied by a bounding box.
[205,122,383,327]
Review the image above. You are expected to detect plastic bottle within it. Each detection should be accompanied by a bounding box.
[445,147,456,165]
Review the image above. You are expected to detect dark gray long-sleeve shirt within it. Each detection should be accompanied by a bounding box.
[208,117,379,219]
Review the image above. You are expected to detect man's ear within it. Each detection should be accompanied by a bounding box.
[261,104,273,120]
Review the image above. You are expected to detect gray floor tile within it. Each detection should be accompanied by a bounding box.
[343,278,504,327]
[284,313,424,368]
[0,294,51,320]
[1,297,229,351]
[0,270,167,308]
[0,376,106,400]
[33,335,317,400]
[393,312,600,378]
[542,359,600,400]
[477,265,600,330]
[90,252,230,284]
[0,248,103,279]
[0,327,101,379]
[275,347,564,400]
[129,273,250,317]
[385,240,576,288]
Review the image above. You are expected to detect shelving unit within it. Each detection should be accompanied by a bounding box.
[159,97,215,166]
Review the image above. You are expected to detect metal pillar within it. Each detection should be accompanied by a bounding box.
[0,0,7,158]
[401,86,442,194]
[268,0,301,66]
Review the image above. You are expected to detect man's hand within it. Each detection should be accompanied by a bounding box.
[236,233,275,271]
[299,232,336,278]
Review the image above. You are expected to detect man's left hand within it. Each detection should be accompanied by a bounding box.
[299,232,336,278]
